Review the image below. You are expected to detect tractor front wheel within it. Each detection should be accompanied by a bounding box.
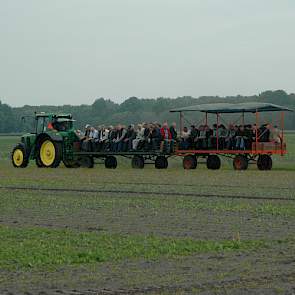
[11,143,29,168]
[37,138,62,168]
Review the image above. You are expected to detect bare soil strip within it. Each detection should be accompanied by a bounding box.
[0,185,294,202]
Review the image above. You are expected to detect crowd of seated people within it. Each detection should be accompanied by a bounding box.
[76,121,282,153]
[179,123,282,150]
[77,122,178,153]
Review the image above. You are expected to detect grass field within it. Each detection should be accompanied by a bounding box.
[0,135,295,294]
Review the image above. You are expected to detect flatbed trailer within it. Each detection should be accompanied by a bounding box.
[73,150,172,169]
[170,102,292,170]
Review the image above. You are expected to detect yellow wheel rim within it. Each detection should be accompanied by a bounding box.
[40,140,56,166]
[13,149,24,167]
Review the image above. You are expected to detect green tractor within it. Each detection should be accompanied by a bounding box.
[11,112,83,168]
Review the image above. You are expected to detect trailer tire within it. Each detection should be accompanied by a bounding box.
[63,160,80,168]
[257,155,272,170]
[233,155,248,170]
[183,155,197,169]
[79,156,94,168]
[155,156,168,169]
[105,156,117,169]
[11,143,29,168]
[207,155,221,170]
[131,155,145,169]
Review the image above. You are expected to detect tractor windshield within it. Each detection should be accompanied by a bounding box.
[52,119,73,132]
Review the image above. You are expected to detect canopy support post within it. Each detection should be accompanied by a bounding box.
[180,111,184,137]
[216,113,219,151]
[255,110,259,152]
[281,111,284,155]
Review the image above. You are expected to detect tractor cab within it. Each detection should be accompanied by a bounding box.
[34,113,74,133]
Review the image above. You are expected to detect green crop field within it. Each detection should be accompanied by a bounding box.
[0,134,295,294]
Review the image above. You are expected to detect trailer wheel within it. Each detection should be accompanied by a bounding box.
[155,156,168,169]
[11,143,29,168]
[105,156,117,169]
[37,138,61,168]
[257,155,272,170]
[131,155,144,169]
[233,155,248,170]
[79,156,94,168]
[183,155,197,169]
[63,160,80,168]
[207,155,221,170]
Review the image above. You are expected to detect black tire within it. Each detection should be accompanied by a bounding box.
[11,143,29,168]
[63,159,80,168]
[36,137,62,168]
[257,155,272,170]
[207,155,221,170]
[233,155,248,170]
[35,156,45,168]
[105,156,117,169]
[183,155,197,169]
[79,156,94,168]
[131,155,145,169]
[155,156,168,169]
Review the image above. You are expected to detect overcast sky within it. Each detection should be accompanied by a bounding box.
[0,0,294,106]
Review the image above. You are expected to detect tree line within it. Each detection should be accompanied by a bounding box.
[0,90,294,133]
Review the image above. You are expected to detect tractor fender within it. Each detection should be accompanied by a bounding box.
[36,132,63,143]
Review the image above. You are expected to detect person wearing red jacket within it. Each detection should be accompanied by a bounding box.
[160,122,172,152]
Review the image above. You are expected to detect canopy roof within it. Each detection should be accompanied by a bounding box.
[170,102,293,114]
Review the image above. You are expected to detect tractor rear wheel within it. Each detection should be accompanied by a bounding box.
[37,138,62,168]
[131,155,145,169]
[233,155,248,170]
[105,156,117,169]
[155,156,168,169]
[11,143,29,168]
[63,159,80,168]
[257,155,272,170]
[183,155,197,169]
[207,155,221,170]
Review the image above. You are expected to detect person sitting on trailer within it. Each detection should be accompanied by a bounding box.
[98,126,109,151]
[235,125,246,150]
[269,125,281,143]
[151,123,162,150]
[169,122,177,152]
[218,124,228,149]
[195,125,205,149]
[109,125,118,152]
[115,125,127,152]
[123,124,136,151]
[132,124,144,150]
[225,124,236,149]
[244,124,253,149]
[258,124,270,142]
[81,124,92,151]
[160,122,172,152]
[188,125,198,149]
[209,124,218,149]
[90,126,99,151]
[180,126,190,149]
